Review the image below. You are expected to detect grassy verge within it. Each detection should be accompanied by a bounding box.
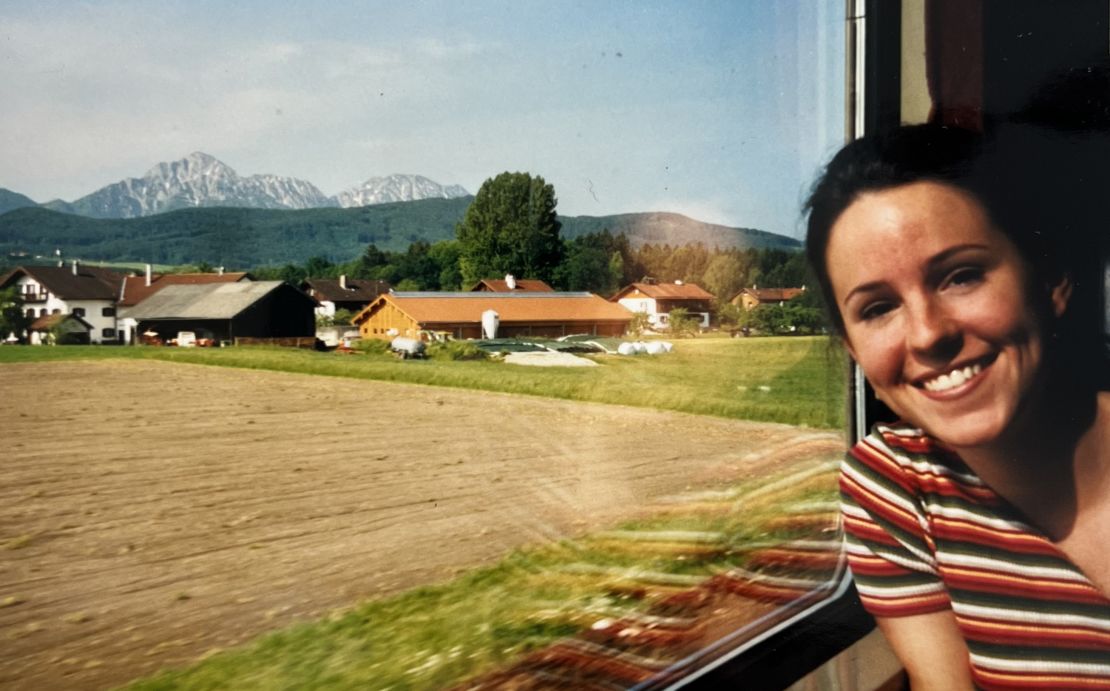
[125,458,840,691]
[0,336,847,429]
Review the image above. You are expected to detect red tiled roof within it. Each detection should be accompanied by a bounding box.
[611,282,715,301]
[469,278,554,292]
[736,287,806,303]
[355,292,633,325]
[119,272,251,307]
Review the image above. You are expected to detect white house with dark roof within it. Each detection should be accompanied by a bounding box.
[300,275,390,320]
[0,262,125,344]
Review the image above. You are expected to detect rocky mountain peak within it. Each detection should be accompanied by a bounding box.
[26,156,470,219]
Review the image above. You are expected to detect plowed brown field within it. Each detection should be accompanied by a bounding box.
[0,360,840,690]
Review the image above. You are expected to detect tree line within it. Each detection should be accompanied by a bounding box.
[253,173,809,297]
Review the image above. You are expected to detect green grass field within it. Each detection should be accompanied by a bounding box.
[0,335,847,429]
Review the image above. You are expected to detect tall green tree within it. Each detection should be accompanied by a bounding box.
[555,231,623,294]
[427,240,463,290]
[456,172,563,284]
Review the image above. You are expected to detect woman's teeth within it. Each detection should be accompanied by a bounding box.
[923,363,983,392]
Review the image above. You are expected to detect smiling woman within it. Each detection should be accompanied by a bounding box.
[806,124,1110,689]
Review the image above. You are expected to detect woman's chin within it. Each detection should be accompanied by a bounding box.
[908,410,1011,451]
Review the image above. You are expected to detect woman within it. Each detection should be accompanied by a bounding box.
[805,124,1110,690]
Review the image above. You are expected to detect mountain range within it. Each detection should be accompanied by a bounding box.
[6,152,469,219]
[0,153,801,268]
[0,201,799,269]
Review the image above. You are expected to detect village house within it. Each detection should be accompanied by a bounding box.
[116,266,252,344]
[300,275,390,321]
[609,280,715,330]
[0,262,126,344]
[732,286,807,310]
[468,275,554,292]
[119,281,316,345]
[353,291,633,341]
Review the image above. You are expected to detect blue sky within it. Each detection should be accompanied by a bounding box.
[0,1,844,238]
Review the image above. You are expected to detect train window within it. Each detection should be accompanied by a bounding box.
[0,3,882,690]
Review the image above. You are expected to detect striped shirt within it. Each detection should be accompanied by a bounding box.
[841,423,1110,690]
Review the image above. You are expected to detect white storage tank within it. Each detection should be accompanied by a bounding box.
[481,309,500,339]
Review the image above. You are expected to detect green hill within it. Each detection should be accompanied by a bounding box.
[0,199,799,269]
[0,189,38,215]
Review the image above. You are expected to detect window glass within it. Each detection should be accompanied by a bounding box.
[0,3,847,689]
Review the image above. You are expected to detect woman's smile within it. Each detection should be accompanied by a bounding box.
[825,181,1069,451]
[915,355,992,395]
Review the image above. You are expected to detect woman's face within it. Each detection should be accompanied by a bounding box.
[825,181,1069,449]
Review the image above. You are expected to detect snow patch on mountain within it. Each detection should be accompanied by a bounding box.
[335,174,470,207]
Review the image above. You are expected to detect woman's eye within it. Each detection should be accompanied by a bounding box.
[859,302,894,321]
[944,266,985,288]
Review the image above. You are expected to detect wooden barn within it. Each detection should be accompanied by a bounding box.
[119,281,315,344]
[353,292,633,341]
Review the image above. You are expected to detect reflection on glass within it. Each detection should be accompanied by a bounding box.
[0,2,846,689]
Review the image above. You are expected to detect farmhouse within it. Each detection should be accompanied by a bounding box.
[301,275,390,320]
[468,275,554,292]
[609,281,715,330]
[732,286,807,310]
[117,267,253,344]
[119,281,316,344]
[353,292,633,340]
[0,262,126,344]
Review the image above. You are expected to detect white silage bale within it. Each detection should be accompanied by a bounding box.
[645,341,665,355]
[617,342,637,356]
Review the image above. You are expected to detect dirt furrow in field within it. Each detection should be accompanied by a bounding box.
[0,359,842,690]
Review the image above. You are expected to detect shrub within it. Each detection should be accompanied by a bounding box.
[351,338,390,355]
[626,311,652,337]
[427,340,488,361]
[666,308,700,338]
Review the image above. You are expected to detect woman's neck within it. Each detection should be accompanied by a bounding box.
[954,381,1107,542]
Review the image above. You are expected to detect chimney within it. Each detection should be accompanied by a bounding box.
[145,264,152,287]
[72,259,79,276]
[339,274,347,290]
[505,274,516,290]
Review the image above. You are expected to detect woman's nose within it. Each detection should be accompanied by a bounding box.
[906,300,962,360]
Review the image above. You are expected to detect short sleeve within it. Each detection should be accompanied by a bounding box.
[840,432,953,618]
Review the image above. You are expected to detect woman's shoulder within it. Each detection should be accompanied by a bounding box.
[846,421,980,487]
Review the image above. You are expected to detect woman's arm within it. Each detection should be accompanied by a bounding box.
[875,610,975,691]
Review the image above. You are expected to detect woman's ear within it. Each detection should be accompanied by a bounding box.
[840,334,858,362]
[1049,273,1073,318]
